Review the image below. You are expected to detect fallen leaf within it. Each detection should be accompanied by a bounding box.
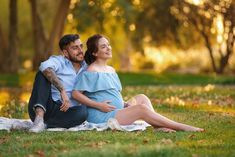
[0,137,9,145]
[159,138,173,145]
[143,138,149,144]
[35,150,45,157]
[85,141,109,148]
[197,140,207,144]
[188,134,196,139]
[192,154,200,157]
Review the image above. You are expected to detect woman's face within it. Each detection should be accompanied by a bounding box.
[93,37,112,60]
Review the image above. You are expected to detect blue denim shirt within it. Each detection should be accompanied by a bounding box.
[39,55,87,107]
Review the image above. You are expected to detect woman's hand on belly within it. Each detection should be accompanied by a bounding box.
[96,100,116,112]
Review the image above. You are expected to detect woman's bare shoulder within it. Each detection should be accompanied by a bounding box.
[107,66,116,72]
[87,65,98,72]
[86,64,116,73]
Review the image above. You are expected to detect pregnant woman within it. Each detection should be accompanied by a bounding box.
[72,34,204,132]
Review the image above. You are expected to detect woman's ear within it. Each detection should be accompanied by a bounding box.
[92,52,97,57]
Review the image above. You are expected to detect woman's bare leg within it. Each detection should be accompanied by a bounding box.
[126,94,154,111]
[115,104,204,132]
[126,94,176,132]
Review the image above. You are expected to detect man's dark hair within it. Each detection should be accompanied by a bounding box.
[59,34,80,50]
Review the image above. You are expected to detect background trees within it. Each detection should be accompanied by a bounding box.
[30,0,71,69]
[0,0,234,74]
[171,0,234,74]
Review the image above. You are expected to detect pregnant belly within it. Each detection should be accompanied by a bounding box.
[106,95,124,109]
[88,90,124,109]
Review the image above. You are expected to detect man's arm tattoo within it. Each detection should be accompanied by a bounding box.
[42,67,64,92]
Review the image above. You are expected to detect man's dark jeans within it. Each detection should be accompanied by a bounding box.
[28,71,87,128]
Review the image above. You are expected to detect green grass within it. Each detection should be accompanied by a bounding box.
[0,72,35,87]
[0,73,19,87]
[0,104,234,157]
[0,85,235,157]
[118,72,235,86]
[0,71,235,87]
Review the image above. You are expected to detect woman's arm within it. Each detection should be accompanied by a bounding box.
[72,90,116,112]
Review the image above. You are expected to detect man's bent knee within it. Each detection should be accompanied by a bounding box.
[72,106,88,126]
[78,108,88,122]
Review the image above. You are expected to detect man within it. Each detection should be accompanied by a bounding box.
[28,34,87,133]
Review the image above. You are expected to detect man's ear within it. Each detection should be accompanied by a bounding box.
[62,49,68,57]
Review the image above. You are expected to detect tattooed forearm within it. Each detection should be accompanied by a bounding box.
[42,67,64,92]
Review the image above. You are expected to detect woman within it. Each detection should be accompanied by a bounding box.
[72,34,204,132]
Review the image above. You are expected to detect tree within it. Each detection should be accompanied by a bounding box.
[29,0,71,70]
[72,0,137,70]
[0,0,19,73]
[8,0,19,72]
[29,0,46,70]
[172,0,234,74]
[131,0,181,53]
[0,23,8,72]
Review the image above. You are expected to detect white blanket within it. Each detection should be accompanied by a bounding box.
[0,117,150,132]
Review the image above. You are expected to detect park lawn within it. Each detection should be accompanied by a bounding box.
[0,104,234,157]
[118,72,235,85]
[0,85,235,157]
[0,71,235,87]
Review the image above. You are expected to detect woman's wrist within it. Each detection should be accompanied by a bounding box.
[95,102,103,110]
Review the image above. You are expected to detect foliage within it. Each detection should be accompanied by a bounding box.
[0,0,234,73]
[72,0,138,68]
[0,100,27,119]
[71,0,234,73]
[171,0,234,73]
[132,0,180,49]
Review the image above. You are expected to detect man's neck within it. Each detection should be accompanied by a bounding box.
[72,62,82,72]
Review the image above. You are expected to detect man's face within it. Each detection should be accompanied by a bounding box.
[63,39,84,63]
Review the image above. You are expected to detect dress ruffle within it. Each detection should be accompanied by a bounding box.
[74,71,122,92]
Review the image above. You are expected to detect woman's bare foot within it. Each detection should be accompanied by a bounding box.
[184,126,205,132]
[155,127,176,133]
[194,128,205,132]
[176,122,205,132]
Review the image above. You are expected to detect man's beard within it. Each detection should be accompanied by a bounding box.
[67,53,83,63]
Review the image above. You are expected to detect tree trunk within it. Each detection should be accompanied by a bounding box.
[218,6,234,74]
[218,50,231,74]
[201,31,219,73]
[44,0,71,58]
[7,0,18,73]
[30,0,71,70]
[29,0,47,70]
[0,23,8,72]
[0,24,7,51]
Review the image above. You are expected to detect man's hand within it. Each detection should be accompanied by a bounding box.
[60,90,71,112]
[97,100,116,112]
[42,68,71,112]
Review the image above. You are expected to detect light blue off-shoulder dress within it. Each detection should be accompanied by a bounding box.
[74,71,124,123]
